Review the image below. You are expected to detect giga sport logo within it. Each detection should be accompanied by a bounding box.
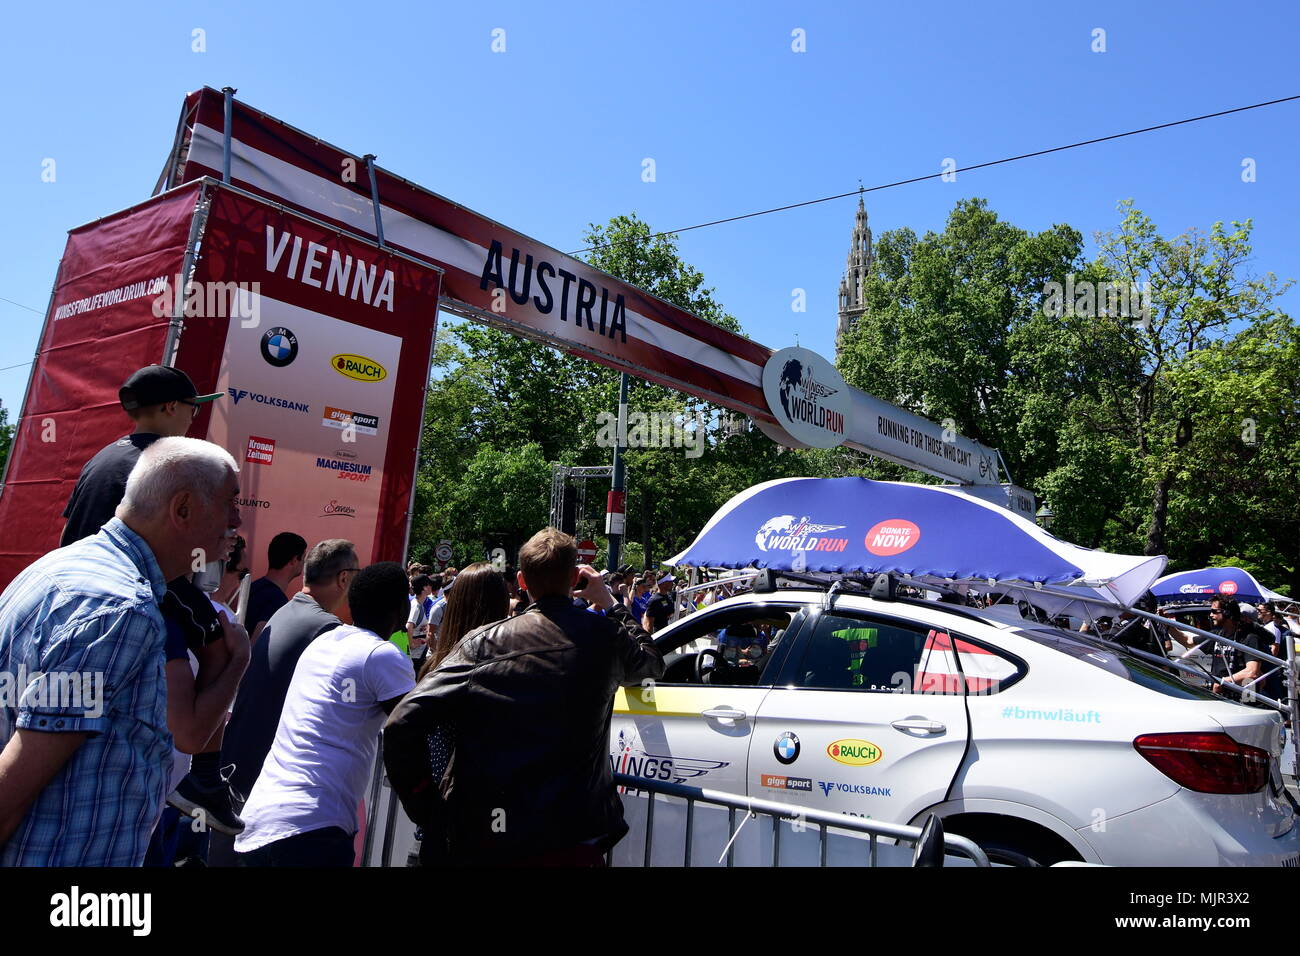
[827,739,882,766]
[331,353,387,383]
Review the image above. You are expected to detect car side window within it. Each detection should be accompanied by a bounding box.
[793,612,1020,695]
[657,606,803,685]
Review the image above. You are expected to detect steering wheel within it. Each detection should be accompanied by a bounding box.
[695,647,729,684]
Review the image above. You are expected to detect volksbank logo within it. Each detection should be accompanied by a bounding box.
[227,388,310,414]
[817,781,891,797]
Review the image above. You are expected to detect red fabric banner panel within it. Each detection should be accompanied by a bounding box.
[181,184,442,576]
[0,184,204,588]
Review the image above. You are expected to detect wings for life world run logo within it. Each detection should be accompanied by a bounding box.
[777,358,844,433]
[610,729,728,786]
[761,347,851,448]
[260,327,298,367]
[755,515,848,553]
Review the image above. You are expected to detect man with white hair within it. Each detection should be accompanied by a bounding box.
[0,437,244,866]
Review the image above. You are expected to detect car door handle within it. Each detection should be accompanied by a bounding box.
[702,707,748,721]
[891,718,946,734]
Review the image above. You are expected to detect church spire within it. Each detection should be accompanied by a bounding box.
[836,192,873,346]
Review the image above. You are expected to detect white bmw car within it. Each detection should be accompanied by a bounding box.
[610,579,1299,866]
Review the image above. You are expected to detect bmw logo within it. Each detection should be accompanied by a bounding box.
[774,732,800,765]
[261,327,298,367]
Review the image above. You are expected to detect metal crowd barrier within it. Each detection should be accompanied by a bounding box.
[611,773,990,867]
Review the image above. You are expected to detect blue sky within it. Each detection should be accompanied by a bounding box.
[2,0,1298,417]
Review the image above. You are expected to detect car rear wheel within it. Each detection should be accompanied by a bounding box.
[941,815,1082,867]
[970,838,1044,867]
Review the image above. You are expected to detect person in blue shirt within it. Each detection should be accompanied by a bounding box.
[0,437,245,866]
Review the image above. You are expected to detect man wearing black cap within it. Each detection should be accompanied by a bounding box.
[59,365,245,838]
[61,365,223,546]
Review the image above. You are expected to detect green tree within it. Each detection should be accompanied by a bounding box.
[0,400,12,478]
[1080,202,1291,557]
[836,197,1086,487]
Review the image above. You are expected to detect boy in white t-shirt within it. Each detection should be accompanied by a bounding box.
[235,562,415,866]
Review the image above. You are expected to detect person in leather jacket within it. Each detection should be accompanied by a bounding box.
[383,527,664,866]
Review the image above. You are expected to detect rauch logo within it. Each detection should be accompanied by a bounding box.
[827,739,882,766]
[331,353,386,383]
[864,519,920,556]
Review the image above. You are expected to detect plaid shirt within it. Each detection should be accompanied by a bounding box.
[0,518,171,866]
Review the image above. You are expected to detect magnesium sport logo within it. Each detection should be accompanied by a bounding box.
[331,353,386,383]
[864,519,921,557]
[316,456,373,483]
[260,327,298,367]
[755,515,848,553]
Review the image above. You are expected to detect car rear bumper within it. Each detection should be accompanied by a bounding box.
[1077,788,1300,866]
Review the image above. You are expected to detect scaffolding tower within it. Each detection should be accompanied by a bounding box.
[549,464,614,542]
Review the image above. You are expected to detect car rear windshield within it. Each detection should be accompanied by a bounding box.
[1016,627,1221,701]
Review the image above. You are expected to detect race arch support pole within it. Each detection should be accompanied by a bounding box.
[606,372,629,569]
[364,155,386,248]
[399,313,439,566]
[221,87,236,183]
[162,182,214,367]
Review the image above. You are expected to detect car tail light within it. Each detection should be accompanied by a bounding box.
[1133,732,1270,794]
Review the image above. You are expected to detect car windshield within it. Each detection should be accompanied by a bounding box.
[1014,624,1221,701]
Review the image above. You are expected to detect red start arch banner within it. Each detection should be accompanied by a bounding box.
[162,87,775,423]
[0,180,442,586]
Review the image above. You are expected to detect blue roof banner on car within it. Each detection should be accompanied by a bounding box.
[667,477,1166,608]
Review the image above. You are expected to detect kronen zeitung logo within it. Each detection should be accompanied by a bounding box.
[331,353,387,383]
[755,515,848,553]
[760,347,852,449]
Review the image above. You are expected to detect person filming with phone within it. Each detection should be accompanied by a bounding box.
[383,526,663,866]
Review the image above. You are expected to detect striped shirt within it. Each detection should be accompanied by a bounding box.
[0,517,171,866]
